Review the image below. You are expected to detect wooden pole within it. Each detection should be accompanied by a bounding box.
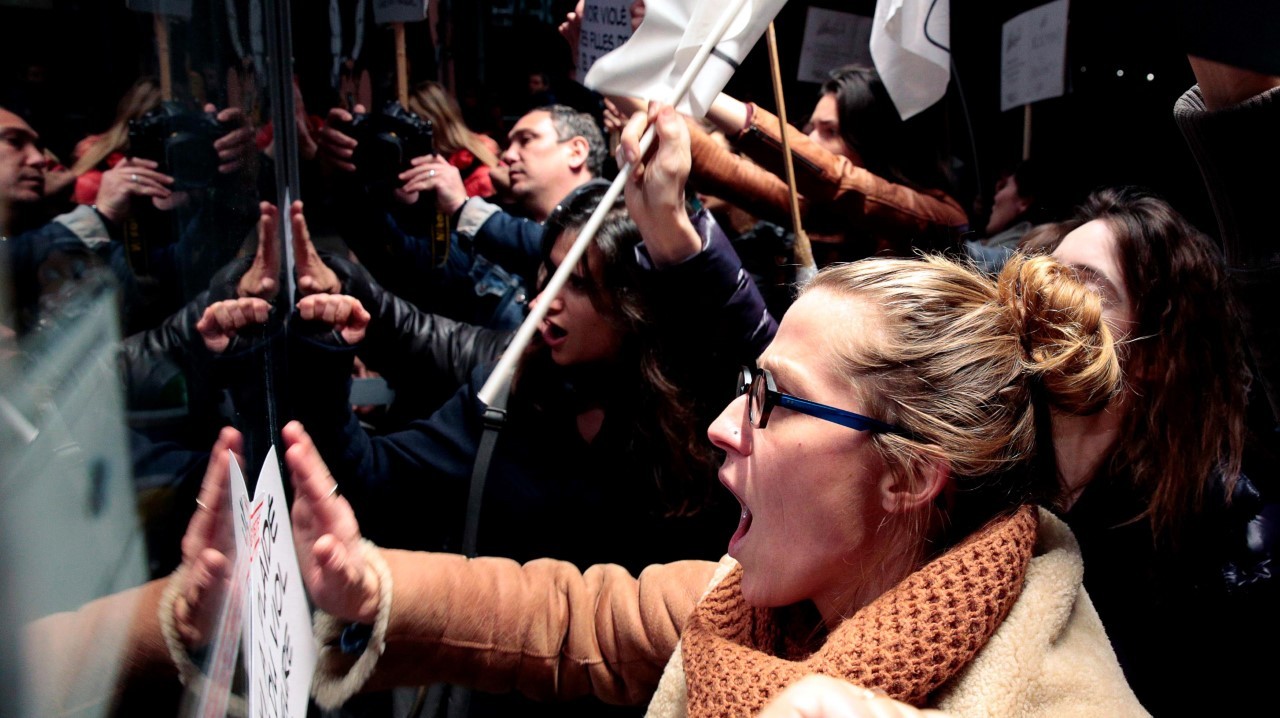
[153,13,173,101]
[394,22,409,106]
[1022,104,1032,160]
[765,23,816,279]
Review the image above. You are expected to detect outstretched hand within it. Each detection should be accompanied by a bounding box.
[284,421,380,624]
[237,201,340,300]
[620,101,700,266]
[289,200,341,295]
[296,293,370,345]
[238,202,282,299]
[196,297,271,354]
[172,427,243,649]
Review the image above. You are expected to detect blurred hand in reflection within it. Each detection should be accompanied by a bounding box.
[237,200,341,300]
[290,200,341,295]
[395,154,466,211]
[263,82,320,162]
[172,426,243,649]
[93,157,174,223]
[350,356,385,419]
[558,1,585,78]
[196,297,270,354]
[237,202,282,299]
[204,104,255,175]
[317,105,366,174]
[296,293,369,345]
[284,420,381,624]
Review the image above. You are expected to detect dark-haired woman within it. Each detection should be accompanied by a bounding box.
[277,105,772,568]
[683,65,968,262]
[1037,186,1277,715]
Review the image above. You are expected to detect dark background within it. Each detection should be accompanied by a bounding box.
[0,0,1268,238]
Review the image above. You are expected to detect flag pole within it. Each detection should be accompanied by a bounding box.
[764,22,817,284]
[478,0,751,407]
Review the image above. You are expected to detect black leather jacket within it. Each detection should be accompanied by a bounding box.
[1061,444,1277,715]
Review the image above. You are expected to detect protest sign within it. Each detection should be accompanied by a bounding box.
[1001,0,1070,111]
[797,7,873,83]
[373,0,428,25]
[125,0,193,18]
[230,447,317,718]
[579,0,634,78]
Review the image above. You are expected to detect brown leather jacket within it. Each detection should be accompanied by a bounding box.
[688,104,968,260]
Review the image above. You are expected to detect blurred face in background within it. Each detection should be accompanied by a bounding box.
[985,174,1030,235]
[1051,220,1137,343]
[501,110,584,218]
[0,108,47,206]
[806,94,856,163]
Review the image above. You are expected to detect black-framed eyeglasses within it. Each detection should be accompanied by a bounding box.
[737,366,913,437]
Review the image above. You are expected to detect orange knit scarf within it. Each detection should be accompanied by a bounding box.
[681,505,1038,717]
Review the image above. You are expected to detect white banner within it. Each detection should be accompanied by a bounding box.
[869,0,951,120]
[584,0,789,118]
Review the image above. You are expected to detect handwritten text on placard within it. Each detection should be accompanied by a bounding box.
[232,447,317,718]
[579,0,634,78]
[1001,0,1069,111]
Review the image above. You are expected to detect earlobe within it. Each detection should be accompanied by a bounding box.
[879,454,951,514]
[566,136,589,171]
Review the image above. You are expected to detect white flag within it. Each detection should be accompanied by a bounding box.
[869,0,951,119]
[584,0,789,118]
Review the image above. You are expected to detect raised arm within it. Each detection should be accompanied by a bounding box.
[283,420,714,708]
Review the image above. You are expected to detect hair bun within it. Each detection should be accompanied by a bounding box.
[997,254,1122,414]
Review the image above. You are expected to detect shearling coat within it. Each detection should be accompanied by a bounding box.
[312,509,1147,717]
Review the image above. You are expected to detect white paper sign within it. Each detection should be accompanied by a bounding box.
[231,446,317,718]
[797,8,874,83]
[124,0,193,18]
[372,0,428,24]
[578,0,634,79]
[1000,0,1069,111]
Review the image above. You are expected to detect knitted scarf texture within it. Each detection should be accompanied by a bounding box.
[680,505,1038,716]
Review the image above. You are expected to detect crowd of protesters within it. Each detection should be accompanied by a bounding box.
[1,3,1276,717]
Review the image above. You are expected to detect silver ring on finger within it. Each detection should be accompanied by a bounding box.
[325,483,339,500]
[195,498,209,511]
[130,173,139,183]
[427,169,436,178]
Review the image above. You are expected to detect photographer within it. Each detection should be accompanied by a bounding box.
[1,105,179,336]
[317,101,605,331]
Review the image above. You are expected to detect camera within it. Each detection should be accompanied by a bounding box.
[337,100,435,192]
[127,101,232,191]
